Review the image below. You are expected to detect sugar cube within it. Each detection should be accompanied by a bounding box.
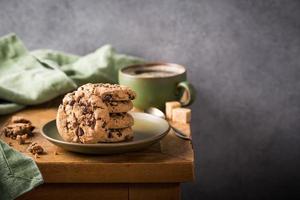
[172,108,191,123]
[165,101,181,119]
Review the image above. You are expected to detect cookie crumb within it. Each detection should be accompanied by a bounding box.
[16,135,25,145]
[21,134,29,139]
[34,154,40,159]
[1,117,35,140]
[8,142,13,146]
[28,142,44,155]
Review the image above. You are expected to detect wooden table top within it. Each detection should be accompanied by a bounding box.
[0,100,194,183]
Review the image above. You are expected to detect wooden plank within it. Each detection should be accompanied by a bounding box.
[129,183,180,200]
[0,101,194,183]
[17,183,128,200]
[17,183,181,200]
[38,162,193,183]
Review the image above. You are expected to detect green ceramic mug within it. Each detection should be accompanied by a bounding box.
[118,63,196,110]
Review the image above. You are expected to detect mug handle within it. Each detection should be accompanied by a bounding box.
[177,81,196,106]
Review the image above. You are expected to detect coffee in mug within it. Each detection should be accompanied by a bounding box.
[119,63,195,110]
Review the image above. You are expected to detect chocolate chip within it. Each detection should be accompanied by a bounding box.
[77,127,84,136]
[72,122,78,129]
[73,113,78,120]
[29,126,35,131]
[82,106,89,114]
[101,122,107,128]
[28,131,34,137]
[103,94,112,101]
[129,95,134,100]
[69,100,75,106]
[117,132,122,137]
[110,113,123,117]
[91,119,96,129]
[108,131,113,138]
[86,120,91,126]
[75,95,82,102]
[87,117,96,127]
[3,129,10,137]
[86,102,92,108]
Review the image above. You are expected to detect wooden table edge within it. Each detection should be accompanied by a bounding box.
[38,161,195,183]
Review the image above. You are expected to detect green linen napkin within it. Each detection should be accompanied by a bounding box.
[0,139,43,200]
[0,100,25,115]
[36,44,143,86]
[0,34,77,108]
[0,33,144,199]
[0,33,143,114]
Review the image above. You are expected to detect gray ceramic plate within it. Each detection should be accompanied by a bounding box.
[41,112,170,154]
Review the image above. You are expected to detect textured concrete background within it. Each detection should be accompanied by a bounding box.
[1,0,300,199]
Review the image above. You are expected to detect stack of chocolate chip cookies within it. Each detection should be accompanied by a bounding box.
[56,83,136,144]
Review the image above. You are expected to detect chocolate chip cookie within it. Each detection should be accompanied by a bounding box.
[105,127,133,143]
[56,83,136,144]
[78,83,136,102]
[106,101,133,113]
[108,113,133,129]
[56,90,110,144]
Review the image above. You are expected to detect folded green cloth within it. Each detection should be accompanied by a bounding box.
[0,139,43,200]
[0,33,143,114]
[0,100,25,115]
[0,33,143,199]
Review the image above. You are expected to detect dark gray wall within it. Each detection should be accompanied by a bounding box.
[1,0,300,199]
